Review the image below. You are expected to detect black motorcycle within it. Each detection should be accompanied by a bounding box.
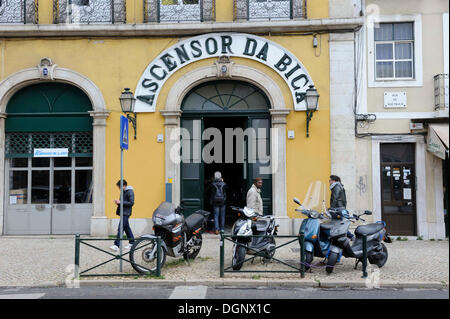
[130,201,210,274]
[230,206,278,270]
[325,208,392,274]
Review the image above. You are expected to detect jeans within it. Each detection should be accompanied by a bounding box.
[214,205,226,232]
[114,215,135,247]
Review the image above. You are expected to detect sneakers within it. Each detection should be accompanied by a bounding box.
[110,244,133,251]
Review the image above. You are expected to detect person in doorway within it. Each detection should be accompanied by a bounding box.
[246,177,263,215]
[329,175,354,240]
[110,179,135,251]
[211,172,227,235]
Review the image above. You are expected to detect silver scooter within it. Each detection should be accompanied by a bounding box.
[230,206,278,270]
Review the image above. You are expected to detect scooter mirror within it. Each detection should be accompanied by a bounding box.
[293,197,301,205]
[364,210,372,215]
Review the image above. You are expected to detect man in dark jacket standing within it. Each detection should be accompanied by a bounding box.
[211,172,227,235]
[110,179,135,251]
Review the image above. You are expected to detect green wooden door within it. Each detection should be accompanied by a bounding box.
[246,117,272,215]
[180,118,204,217]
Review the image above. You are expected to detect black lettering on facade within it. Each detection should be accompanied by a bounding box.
[221,35,234,54]
[274,54,292,72]
[149,64,167,81]
[243,38,258,56]
[255,42,269,61]
[291,74,309,90]
[205,37,218,55]
[295,91,306,104]
[142,79,159,92]
[174,44,191,64]
[190,40,203,58]
[137,95,155,106]
[284,64,301,79]
[160,53,178,72]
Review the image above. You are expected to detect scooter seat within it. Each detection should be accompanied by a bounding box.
[355,223,384,236]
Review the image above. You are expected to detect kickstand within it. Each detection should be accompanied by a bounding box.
[354,259,360,270]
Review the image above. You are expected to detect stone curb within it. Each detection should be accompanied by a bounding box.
[73,279,448,290]
[1,280,447,290]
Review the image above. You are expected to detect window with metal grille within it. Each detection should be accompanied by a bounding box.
[5,132,93,158]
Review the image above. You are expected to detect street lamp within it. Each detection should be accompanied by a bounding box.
[305,85,319,138]
[119,88,137,139]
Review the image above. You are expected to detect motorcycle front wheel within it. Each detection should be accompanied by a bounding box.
[130,237,166,274]
[183,233,203,261]
[232,244,247,270]
[326,252,338,274]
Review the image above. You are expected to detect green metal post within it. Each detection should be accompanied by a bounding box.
[220,230,224,278]
[362,235,368,278]
[74,234,80,279]
[156,236,161,278]
[300,232,305,278]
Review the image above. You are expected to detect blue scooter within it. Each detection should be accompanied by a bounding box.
[293,197,333,270]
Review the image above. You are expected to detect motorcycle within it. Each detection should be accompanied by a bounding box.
[230,206,278,270]
[293,197,392,274]
[130,201,210,274]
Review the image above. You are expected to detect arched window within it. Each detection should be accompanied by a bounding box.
[182,80,270,112]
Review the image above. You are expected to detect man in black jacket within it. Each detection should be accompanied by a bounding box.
[110,179,135,251]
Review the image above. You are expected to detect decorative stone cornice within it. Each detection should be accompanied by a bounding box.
[0,18,364,38]
[0,112,7,119]
[270,108,291,125]
[160,110,182,126]
[89,109,111,126]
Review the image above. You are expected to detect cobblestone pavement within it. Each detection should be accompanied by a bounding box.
[0,234,448,287]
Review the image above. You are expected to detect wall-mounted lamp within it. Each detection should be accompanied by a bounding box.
[305,85,319,138]
[119,88,137,139]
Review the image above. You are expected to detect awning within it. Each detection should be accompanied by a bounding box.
[427,124,449,160]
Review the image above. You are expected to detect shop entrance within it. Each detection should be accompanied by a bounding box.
[180,80,272,229]
[3,82,93,235]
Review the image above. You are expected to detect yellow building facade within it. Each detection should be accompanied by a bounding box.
[0,0,364,236]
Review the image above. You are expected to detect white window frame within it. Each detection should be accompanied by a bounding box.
[368,14,423,88]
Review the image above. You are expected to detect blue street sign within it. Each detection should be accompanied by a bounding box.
[120,115,129,150]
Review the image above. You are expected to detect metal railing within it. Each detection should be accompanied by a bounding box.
[234,0,306,21]
[74,234,162,278]
[53,0,126,24]
[220,231,306,278]
[220,231,370,279]
[434,73,449,111]
[144,0,216,23]
[0,0,37,24]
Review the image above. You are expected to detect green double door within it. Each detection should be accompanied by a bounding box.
[180,115,272,218]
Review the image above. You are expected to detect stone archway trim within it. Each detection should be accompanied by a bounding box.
[0,64,110,236]
[160,63,292,234]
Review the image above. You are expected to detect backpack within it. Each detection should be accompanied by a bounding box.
[212,181,225,205]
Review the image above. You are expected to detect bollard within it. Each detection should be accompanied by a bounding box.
[362,235,368,278]
[220,230,224,278]
[156,236,161,278]
[299,232,305,278]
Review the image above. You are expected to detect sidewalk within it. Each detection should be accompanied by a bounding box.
[0,234,448,289]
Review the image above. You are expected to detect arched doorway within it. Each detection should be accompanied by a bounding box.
[180,80,272,227]
[4,82,93,235]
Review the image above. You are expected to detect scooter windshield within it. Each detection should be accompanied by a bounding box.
[302,180,327,213]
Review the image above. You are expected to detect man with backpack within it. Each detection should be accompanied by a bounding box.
[210,171,227,235]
